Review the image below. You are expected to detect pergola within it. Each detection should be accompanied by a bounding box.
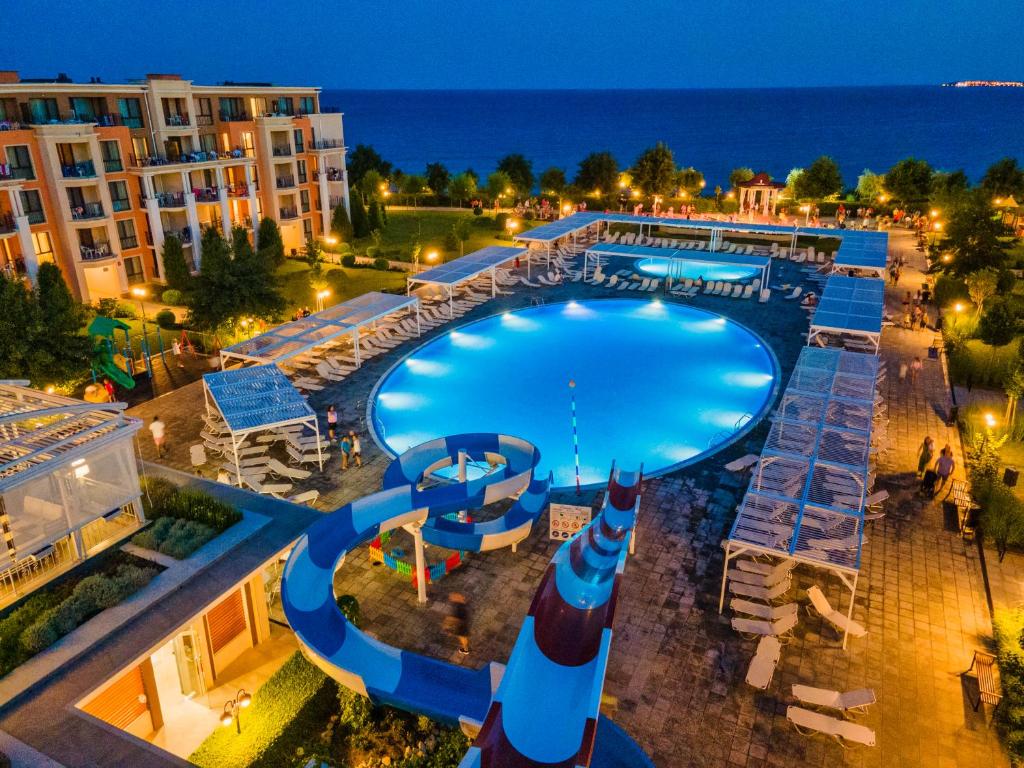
[807,275,886,353]
[581,242,771,287]
[736,173,786,216]
[830,232,888,278]
[202,365,322,485]
[220,291,419,369]
[406,245,526,316]
[719,347,880,648]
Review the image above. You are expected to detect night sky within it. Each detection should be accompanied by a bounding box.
[5,0,1022,89]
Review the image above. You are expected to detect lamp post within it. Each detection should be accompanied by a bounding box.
[220,689,252,735]
[506,218,518,241]
[931,221,943,247]
[315,289,331,312]
[800,204,811,226]
[131,287,152,379]
[415,249,438,274]
[561,202,572,219]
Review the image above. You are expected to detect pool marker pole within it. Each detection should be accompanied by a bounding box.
[569,379,581,494]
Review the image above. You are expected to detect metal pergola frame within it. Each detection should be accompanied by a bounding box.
[406,246,527,317]
[807,275,886,354]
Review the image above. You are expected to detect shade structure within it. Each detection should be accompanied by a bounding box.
[406,246,527,316]
[719,347,880,648]
[808,275,886,353]
[202,364,322,484]
[582,242,770,285]
[220,291,420,368]
[830,232,888,277]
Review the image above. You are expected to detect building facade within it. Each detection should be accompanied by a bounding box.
[0,71,349,302]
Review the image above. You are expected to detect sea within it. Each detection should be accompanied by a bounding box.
[321,87,1024,190]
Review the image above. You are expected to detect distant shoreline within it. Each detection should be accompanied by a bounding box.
[942,80,1024,88]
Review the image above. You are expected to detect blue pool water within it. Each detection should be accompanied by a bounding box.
[636,258,760,282]
[371,299,778,489]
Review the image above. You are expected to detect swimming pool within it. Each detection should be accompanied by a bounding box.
[636,257,760,282]
[370,299,778,489]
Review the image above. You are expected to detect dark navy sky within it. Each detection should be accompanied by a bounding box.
[5,0,1022,89]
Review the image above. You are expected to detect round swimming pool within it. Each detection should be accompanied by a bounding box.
[636,257,760,282]
[370,299,778,489]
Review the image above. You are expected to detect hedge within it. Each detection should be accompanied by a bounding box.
[994,609,1024,761]
[140,477,241,533]
[131,516,216,559]
[190,651,337,768]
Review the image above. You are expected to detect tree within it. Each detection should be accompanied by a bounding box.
[451,218,472,256]
[486,171,513,204]
[981,157,1024,199]
[931,170,971,208]
[425,162,450,198]
[350,195,370,238]
[942,190,1011,276]
[496,154,534,196]
[675,166,705,196]
[539,167,567,195]
[783,168,803,199]
[233,227,285,323]
[358,169,385,203]
[161,235,192,291]
[794,156,843,200]
[979,481,1024,562]
[346,145,391,188]
[400,174,428,206]
[187,228,237,332]
[449,172,477,207]
[0,272,38,382]
[574,152,619,197]
[965,268,999,316]
[978,297,1019,347]
[304,237,324,276]
[856,169,886,201]
[884,157,934,201]
[330,202,353,242]
[367,199,385,232]
[631,143,676,196]
[34,263,90,383]
[256,217,285,267]
[729,167,754,191]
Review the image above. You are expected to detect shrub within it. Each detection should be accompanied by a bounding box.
[140,478,241,533]
[94,297,136,319]
[494,212,510,230]
[994,608,1024,760]
[155,309,176,329]
[934,274,969,310]
[472,205,483,216]
[372,256,389,271]
[341,253,357,267]
[336,594,361,628]
[978,480,1024,561]
[161,289,184,305]
[0,593,60,674]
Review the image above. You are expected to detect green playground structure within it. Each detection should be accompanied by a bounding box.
[88,316,136,389]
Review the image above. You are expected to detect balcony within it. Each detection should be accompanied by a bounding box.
[310,139,344,150]
[225,183,249,197]
[119,116,143,129]
[196,115,213,127]
[279,206,298,220]
[314,167,345,182]
[119,234,139,250]
[0,214,16,234]
[164,114,190,127]
[61,161,96,179]
[130,149,249,168]
[25,210,44,224]
[194,186,220,203]
[2,166,34,181]
[103,159,123,173]
[164,227,193,244]
[111,198,131,212]
[69,201,105,220]
[152,191,186,208]
[275,176,295,189]
[272,146,292,157]
[219,111,251,122]
[79,242,115,261]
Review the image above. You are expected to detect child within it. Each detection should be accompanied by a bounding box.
[339,433,352,470]
[349,430,363,468]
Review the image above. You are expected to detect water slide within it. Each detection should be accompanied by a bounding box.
[281,434,652,766]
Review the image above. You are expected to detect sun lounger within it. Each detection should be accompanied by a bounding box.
[784,287,803,300]
[606,275,619,288]
[732,611,798,638]
[791,685,876,715]
[189,444,208,469]
[724,453,759,472]
[286,489,320,506]
[729,578,791,602]
[736,559,795,584]
[267,457,313,480]
[316,362,347,382]
[244,476,293,496]
[728,568,793,590]
[786,706,875,747]
[806,585,867,639]
[286,443,328,466]
[648,279,660,292]
[745,636,781,690]
[730,599,798,622]
[703,282,714,294]
[638,278,651,291]
[730,284,743,298]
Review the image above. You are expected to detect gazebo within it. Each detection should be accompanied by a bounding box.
[736,173,786,216]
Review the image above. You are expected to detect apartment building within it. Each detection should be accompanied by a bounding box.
[0,71,349,302]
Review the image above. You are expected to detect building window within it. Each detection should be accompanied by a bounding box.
[131,136,150,164]
[300,189,310,213]
[108,181,130,212]
[274,96,293,116]
[297,159,307,184]
[26,98,59,124]
[5,146,34,180]
[124,255,144,284]
[31,231,54,264]
[71,97,104,122]
[302,218,313,241]
[20,190,44,224]
[199,133,217,153]
[117,98,143,129]
[195,97,213,126]
[218,97,245,121]
[117,219,139,251]
[100,140,122,173]
[299,96,315,115]
[161,98,189,127]
[293,129,305,154]
[241,132,255,158]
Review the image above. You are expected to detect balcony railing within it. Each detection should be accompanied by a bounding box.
[310,139,344,150]
[119,235,139,250]
[130,149,249,168]
[164,227,193,243]
[69,202,105,220]
[225,183,249,197]
[314,167,345,182]
[111,199,131,212]
[193,186,220,203]
[61,161,96,179]
[219,111,250,122]
[79,242,114,261]
[152,191,186,208]
[276,176,295,189]
[279,206,298,220]
[103,159,123,173]
[119,116,143,129]
[0,214,16,234]
[0,119,25,131]
[5,166,34,181]
[272,146,292,157]
[25,210,44,224]
[196,115,214,127]
[164,114,190,127]
[329,195,346,209]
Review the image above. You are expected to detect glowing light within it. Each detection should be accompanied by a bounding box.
[687,317,729,333]
[377,391,428,410]
[985,412,997,429]
[724,371,776,388]
[448,331,494,349]
[954,302,963,313]
[703,409,753,430]
[500,312,540,331]
[562,301,597,318]
[325,236,338,245]
[404,358,449,377]
[220,712,234,728]
[933,222,942,231]
[930,209,939,218]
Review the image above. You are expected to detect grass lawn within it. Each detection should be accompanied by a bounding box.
[275,260,407,314]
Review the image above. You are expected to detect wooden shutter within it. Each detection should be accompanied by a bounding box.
[82,666,146,729]
[206,590,247,653]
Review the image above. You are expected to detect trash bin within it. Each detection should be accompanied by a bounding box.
[928,345,939,360]
[1004,467,1019,487]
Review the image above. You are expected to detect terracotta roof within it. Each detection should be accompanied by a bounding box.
[738,173,785,189]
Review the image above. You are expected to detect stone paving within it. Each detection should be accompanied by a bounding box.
[119,235,1010,767]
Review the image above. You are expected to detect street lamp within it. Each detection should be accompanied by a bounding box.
[561,202,572,218]
[324,236,338,246]
[506,218,519,239]
[315,289,331,312]
[220,689,252,735]
[131,287,151,370]
[415,248,438,273]
[931,221,943,246]
[799,204,811,226]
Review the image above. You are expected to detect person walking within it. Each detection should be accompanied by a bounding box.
[909,356,923,385]
[339,432,352,470]
[444,592,471,655]
[326,405,338,440]
[149,415,167,458]
[348,430,363,468]
[935,445,956,496]
[917,436,935,478]
[171,339,184,368]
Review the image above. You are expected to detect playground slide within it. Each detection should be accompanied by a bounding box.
[461,465,647,768]
[95,351,135,390]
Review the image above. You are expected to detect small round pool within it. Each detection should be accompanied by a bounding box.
[370,299,778,489]
[636,257,760,282]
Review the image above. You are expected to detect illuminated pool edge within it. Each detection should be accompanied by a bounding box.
[366,298,781,491]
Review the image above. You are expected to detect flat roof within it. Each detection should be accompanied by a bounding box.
[408,246,526,287]
[585,242,770,268]
[0,381,141,492]
[810,275,886,336]
[202,365,315,434]
[221,292,417,365]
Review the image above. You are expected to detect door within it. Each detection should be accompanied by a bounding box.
[164,138,183,160]
[172,630,205,698]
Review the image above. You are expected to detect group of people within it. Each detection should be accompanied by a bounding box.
[917,436,957,498]
[292,306,313,321]
[900,289,931,331]
[325,405,362,469]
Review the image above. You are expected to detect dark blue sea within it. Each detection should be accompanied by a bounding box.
[321,87,1024,189]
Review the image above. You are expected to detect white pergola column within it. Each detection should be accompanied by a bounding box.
[215,166,231,238]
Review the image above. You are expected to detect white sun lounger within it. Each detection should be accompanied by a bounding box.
[791,684,876,714]
[806,585,867,638]
[730,599,798,622]
[730,284,743,298]
[316,362,347,382]
[784,287,803,300]
[728,568,793,590]
[724,454,759,472]
[786,706,876,747]
[732,611,798,638]
[244,476,293,496]
[745,636,781,690]
[729,578,791,601]
[741,284,754,299]
[735,559,796,584]
[267,457,313,480]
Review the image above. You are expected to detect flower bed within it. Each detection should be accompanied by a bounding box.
[132,478,242,559]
